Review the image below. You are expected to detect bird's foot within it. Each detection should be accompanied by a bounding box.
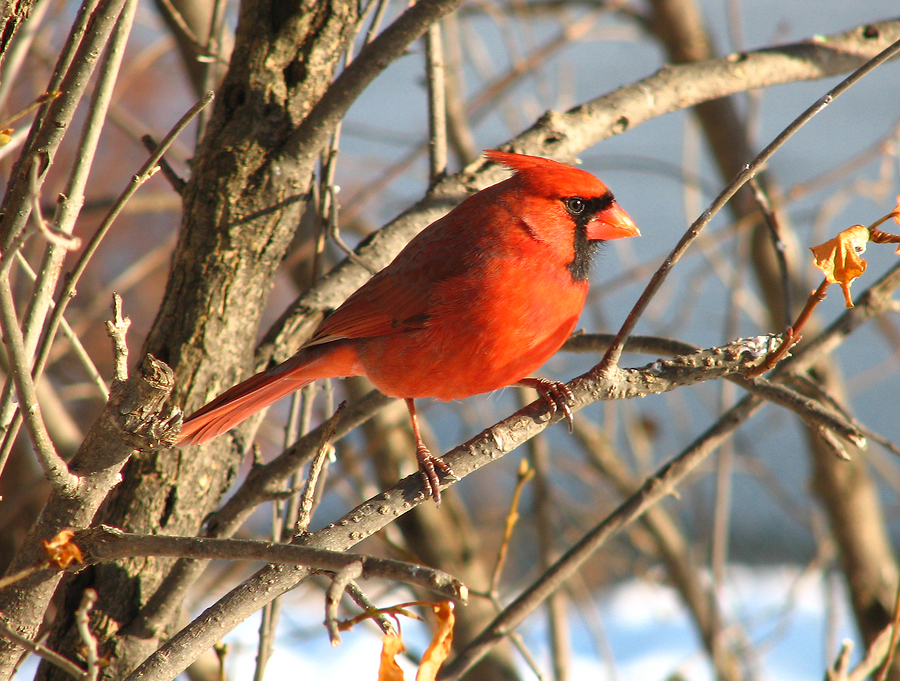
[517,378,575,432]
[415,443,456,506]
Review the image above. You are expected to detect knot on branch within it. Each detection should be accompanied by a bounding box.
[113,355,180,450]
[80,354,180,458]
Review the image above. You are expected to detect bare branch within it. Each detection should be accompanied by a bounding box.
[0,278,74,492]
[565,334,868,449]
[72,525,467,602]
[74,589,100,681]
[105,293,131,383]
[293,403,344,535]
[425,22,448,182]
[0,92,212,461]
[324,561,363,646]
[0,618,87,681]
[0,0,129,252]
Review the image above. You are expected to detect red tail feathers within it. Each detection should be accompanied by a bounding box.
[178,369,315,446]
[178,344,361,446]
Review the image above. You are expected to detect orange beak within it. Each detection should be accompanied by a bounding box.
[586,201,640,241]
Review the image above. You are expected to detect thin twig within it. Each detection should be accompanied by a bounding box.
[29,163,81,250]
[828,639,854,681]
[749,175,793,325]
[319,34,379,275]
[489,459,533,597]
[0,278,75,492]
[281,384,316,537]
[74,589,100,681]
[344,582,398,637]
[0,565,43,591]
[253,589,280,681]
[153,0,206,57]
[14,252,108,397]
[0,617,87,680]
[746,278,829,376]
[294,403,345,535]
[105,293,131,383]
[425,21,448,182]
[325,561,364,645]
[0,0,129,255]
[141,135,186,193]
[197,0,227,140]
[364,0,391,44]
[528,413,570,681]
[0,90,60,133]
[875,581,900,681]
[51,0,139,248]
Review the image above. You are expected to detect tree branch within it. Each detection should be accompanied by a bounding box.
[0,278,73,492]
[71,525,467,602]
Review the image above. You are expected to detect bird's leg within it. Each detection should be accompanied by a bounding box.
[405,398,454,506]
[516,378,575,432]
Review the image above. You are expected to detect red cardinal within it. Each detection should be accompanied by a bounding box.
[178,151,639,504]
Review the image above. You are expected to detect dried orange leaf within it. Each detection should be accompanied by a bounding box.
[810,224,869,307]
[378,635,406,681]
[41,529,83,569]
[416,602,455,681]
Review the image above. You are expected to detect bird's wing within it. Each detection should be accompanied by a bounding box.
[305,201,488,348]
[303,262,443,347]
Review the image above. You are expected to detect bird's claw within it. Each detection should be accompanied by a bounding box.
[415,444,456,506]
[519,378,575,432]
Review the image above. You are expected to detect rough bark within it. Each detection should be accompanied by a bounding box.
[0,0,36,71]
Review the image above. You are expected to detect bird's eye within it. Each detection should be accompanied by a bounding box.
[565,197,586,215]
